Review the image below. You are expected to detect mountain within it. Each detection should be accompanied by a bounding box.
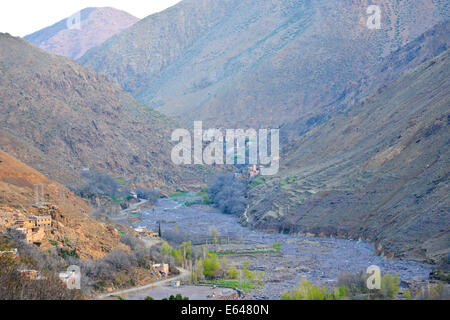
[283,20,450,141]
[0,150,129,259]
[243,50,450,264]
[25,7,139,60]
[0,33,209,189]
[79,0,449,130]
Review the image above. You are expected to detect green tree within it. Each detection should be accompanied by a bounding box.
[161,242,172,257]
[209,226,219,245]
[203,253,220,279]
[243,268,254,280]
[227,266,239,279]
[172,249,184,265]
[180,241,192,260]
[192,258,204,283]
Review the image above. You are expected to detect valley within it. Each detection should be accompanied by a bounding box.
[0,0,448,302]
[115,198,432,300]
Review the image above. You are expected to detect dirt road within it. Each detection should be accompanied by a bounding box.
[97,268,191,299]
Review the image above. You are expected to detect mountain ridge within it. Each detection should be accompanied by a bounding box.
[0,33,210,189]
[79,0,449,131]
[244,50,450,264]
[25,7,139,60]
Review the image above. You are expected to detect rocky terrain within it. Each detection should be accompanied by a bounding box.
[283,20,450,141]
[132,199,433,300]
[0,150,128,259]
[79,0,449,130]
[244,50,450,264]
[0,33,211,189]
[25,7,139,60]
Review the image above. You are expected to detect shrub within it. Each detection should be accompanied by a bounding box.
[227,267,239,279]
[0,238,83,300]
[120,234,145,251]
[404,290,411,300]
[272,242,281,251]
[381,274,399,299]
[103,249,137,272]
[337,271,367,297]
[281,278,345,300]
[135,188,160,204]
[417,283,450,300]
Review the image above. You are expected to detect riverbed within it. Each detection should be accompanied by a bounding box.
[128,199,432,299]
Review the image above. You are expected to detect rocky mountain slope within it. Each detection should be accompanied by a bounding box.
[244,50,450,264]
[0,150,128,259]
[0,33,209,189]
[283,20,450,141]
[25,7,139,60]
[79,0,449,129]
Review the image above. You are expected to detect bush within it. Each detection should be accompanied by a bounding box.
[135,188,160,204]
[167,294,189,300]
[272,242,281,251]
[337,271,367,298]
[0,238,83,300]
[120,234,145,251]
[103,249,137,272]
[281,278,345,300]
[417,283,450,300]
[337,271,400,299]
[208,174,247,215]
[227,267,239,279]
[381,274,400,299]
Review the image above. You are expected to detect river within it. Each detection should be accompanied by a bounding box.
[127,199,432,299]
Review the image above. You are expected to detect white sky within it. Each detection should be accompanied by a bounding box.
[0,0,182,37]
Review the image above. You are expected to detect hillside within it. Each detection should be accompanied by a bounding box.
[79,0,449,129]
[0,33,210,189]
[244,50,450,264]
[0,150,128,260]
[25,7,139,60]
[283,20,450,141]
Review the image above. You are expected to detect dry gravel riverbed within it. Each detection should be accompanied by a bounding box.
[127,199,432,300]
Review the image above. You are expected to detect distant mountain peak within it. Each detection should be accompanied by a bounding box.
[24,7,139,60]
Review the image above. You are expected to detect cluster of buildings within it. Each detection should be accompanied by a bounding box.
[134,227,159,238]
[8,215,52,244]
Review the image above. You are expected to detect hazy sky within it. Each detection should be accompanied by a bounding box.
[0,0,181,37]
